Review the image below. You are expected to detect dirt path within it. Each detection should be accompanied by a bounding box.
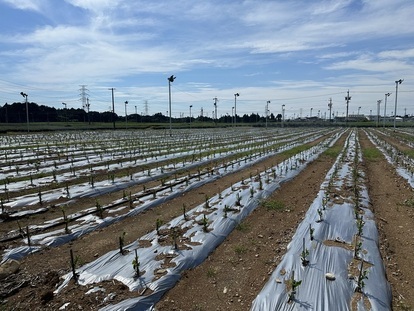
[360,129,414,310]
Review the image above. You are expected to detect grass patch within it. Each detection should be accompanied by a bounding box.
[261,199,285,211]
[206,267,217,278]
[323,145,342,159]
[362,147,382,162]
[234,245,248,255]
[402,149,414,159]
[403,198,414,208]
[235,222,250,232]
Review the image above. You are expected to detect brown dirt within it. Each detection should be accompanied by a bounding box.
[1,128,413,311]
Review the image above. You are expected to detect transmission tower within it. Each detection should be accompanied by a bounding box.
[144,100,149,116]
[79,85,89,110]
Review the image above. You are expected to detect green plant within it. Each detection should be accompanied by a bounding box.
[262,200,285,211]
[206,267,217,278]
[182,203,188,220]
[287,271,302,303]
[202,215,209,232]
[156,218,163,235]
[170,227,179,250]
[355,260,368,293]
[300,238,309,266]
[204,195,210,209]
[234,245,247,256]
[235,222,249,233]
[309,224,314,241]
[356,215,364,237]
[95,199,103,218]
[316,208,323,222]
[235,192,242,206]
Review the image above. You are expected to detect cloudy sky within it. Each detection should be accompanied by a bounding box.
[0,0,413,119]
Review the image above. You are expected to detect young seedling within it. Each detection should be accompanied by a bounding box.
[354,239,362,259]
[132,249,140,277]
[316,208,323,223]
[170,227,179,250]
[65,182,70,198]
[70,249,79,283]
[204,195,210,209]
[356,215,364,237]
[287,270,302,303]
[182,204,188,221]
[156,218,163,236]
[61,207,70,234]
[119,231,126,255]
[355,260,368,293]
[235,192,242,207]
[95,199,103,218]
[202,215,209,232]
[26,225,31,248]
[301,238,309,266]
[309,224,314,241]
[128,192,134,209]
[38,187,43,205]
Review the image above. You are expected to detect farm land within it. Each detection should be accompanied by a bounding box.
[0,127,413,310]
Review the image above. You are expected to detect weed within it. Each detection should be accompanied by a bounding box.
[262,200,285,211]
[234,245,248,256]
[206,267,217,278]
[236,222,249,233]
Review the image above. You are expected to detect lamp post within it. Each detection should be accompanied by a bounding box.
[358,106,361,116]
[394,79,403,128]
[231,106,234,126]
[377,100,382,127]
[135,105,138,123]
[345,90,351,124]
[20,92,29,132]
[234,93,239,125]
[125,101,128,129]
[282,104,285,128]
[310,107,313,118]
[266,100,270,129]
[189,105,193,128]
[383,92,391,128]
[328,98,333,122]
[168,75,176,136]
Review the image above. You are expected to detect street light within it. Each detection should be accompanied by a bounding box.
[310,107,313,118]
[282,104,285,128]
[377,100,382,127]
[125,101,128,129]
[168,75,176,136]
[234,93,239,125]
[345,90,351,123]
[383,92,391,128]
[358,106,361,115]
[189,105,193,128]
[135,105,138,123]
[20,92,29,132]
[394,79,403,128]
[232,106,234,126]
[266,101,270,129]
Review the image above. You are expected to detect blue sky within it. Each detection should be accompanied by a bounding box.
[0,0,413,119]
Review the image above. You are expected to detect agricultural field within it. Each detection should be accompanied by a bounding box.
[0,127,413,311]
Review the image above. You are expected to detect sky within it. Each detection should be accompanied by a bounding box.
[0,0,413,120]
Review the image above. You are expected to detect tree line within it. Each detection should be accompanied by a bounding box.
[0,102,280,124]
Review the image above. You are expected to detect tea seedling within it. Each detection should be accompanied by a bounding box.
[132,249,140,276]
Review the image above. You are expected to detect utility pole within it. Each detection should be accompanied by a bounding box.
[109,88,116,129]
[328,98,333,122]
[377,100,382,127]
[168,75,176,136]
[394,79,403,128]
[86,98,91,124]
[345,90,351,124]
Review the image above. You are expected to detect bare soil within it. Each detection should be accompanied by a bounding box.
[0,129,413,311]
